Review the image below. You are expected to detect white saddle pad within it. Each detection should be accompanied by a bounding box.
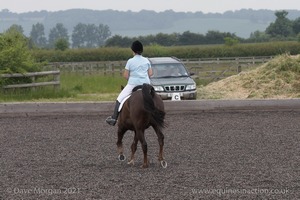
[118,95,131,112]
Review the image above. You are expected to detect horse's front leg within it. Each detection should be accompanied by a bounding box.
[128,132,138,166]
[116,128,126,161]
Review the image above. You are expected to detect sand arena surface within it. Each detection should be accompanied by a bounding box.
[1,111,300,199]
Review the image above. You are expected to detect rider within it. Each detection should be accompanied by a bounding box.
[106,40,153,126]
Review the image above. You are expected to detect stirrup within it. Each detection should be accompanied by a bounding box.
[106,116,117,126]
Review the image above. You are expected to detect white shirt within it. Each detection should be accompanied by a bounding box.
[125,55,151,85]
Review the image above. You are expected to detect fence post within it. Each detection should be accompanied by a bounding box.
[237,66,242,73]
[104,63,107,76]
[54,71,60,90]
[31,75,36,91]
[112,63,115,77]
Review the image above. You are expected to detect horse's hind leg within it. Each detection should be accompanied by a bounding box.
[116,128,126,161]
[128,132,138,166]
[137,130,148,168]
[154,126,167,168]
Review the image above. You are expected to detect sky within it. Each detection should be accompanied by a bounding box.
[2,0,300,13]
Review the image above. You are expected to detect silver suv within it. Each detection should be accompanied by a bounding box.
[148,57,197,100]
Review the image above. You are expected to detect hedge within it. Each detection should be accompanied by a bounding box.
[31,41,300,62]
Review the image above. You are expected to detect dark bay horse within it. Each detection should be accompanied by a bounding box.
[116,83,167,168]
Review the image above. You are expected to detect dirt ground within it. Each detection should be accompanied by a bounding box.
[1,110,300,200]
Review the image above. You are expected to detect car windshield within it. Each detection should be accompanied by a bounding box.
[151,63,189,78]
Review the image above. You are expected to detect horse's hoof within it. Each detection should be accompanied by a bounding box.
[142,164,149,168]
[118,154,126,161]
[160,160,167,168]
[127,160,134,165]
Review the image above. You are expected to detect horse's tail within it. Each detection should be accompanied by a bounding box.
[142,83,165,129]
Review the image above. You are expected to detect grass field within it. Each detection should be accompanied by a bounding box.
[1,54,299,102]
[0,73,127,102]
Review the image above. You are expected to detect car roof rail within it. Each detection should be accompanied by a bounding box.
[171,56,181,62]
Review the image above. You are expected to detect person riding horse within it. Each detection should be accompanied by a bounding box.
[106,40,153,126]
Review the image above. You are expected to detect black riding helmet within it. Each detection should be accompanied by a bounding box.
[131,40,143,54]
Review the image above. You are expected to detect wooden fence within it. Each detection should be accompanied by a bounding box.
[181,56,273,80]
[1,71,60,90]
[46,61,126,76]
[45,56,273,80]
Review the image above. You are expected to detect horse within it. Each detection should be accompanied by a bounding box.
[116,83,167,168]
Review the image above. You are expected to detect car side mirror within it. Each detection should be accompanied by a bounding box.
[189,72,195,76]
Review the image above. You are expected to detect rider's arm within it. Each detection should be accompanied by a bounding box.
[123,69,129,80]
[148,67,153,77]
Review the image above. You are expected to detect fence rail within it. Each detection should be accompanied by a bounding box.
[47,61,126,75]
[181,56,273,80]
[181,56,272,63]
[1,70,60,89]
[45,56,274,80]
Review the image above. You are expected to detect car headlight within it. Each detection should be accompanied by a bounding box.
[186,84,196,90]
[153,86,164,91]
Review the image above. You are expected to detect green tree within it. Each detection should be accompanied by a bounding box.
[0,30,41,86]
[265,10,293,37]
[105,35,132,47]
[55,38,69,51]
[48,23,69,48]
[6,24,24,35]
[179,31,205,45]
[71,23,87,48]
[71,23,111,48]
[224,37,240,46]
[206,31,233,44]
[249,30,270,42]
[292,17,300,35]
[96,24,111,46]
[154,33,178,46]
[104,31,242,47]
[30,23,47,48]
[85,24,98,48]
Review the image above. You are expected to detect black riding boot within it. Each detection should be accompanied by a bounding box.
[106,100,121,126]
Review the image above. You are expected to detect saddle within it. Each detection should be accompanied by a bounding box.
[118,85,143,112]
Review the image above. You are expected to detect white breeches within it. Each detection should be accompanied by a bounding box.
[116,84,137,103]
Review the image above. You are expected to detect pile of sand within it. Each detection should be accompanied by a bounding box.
[198,54,300,99]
